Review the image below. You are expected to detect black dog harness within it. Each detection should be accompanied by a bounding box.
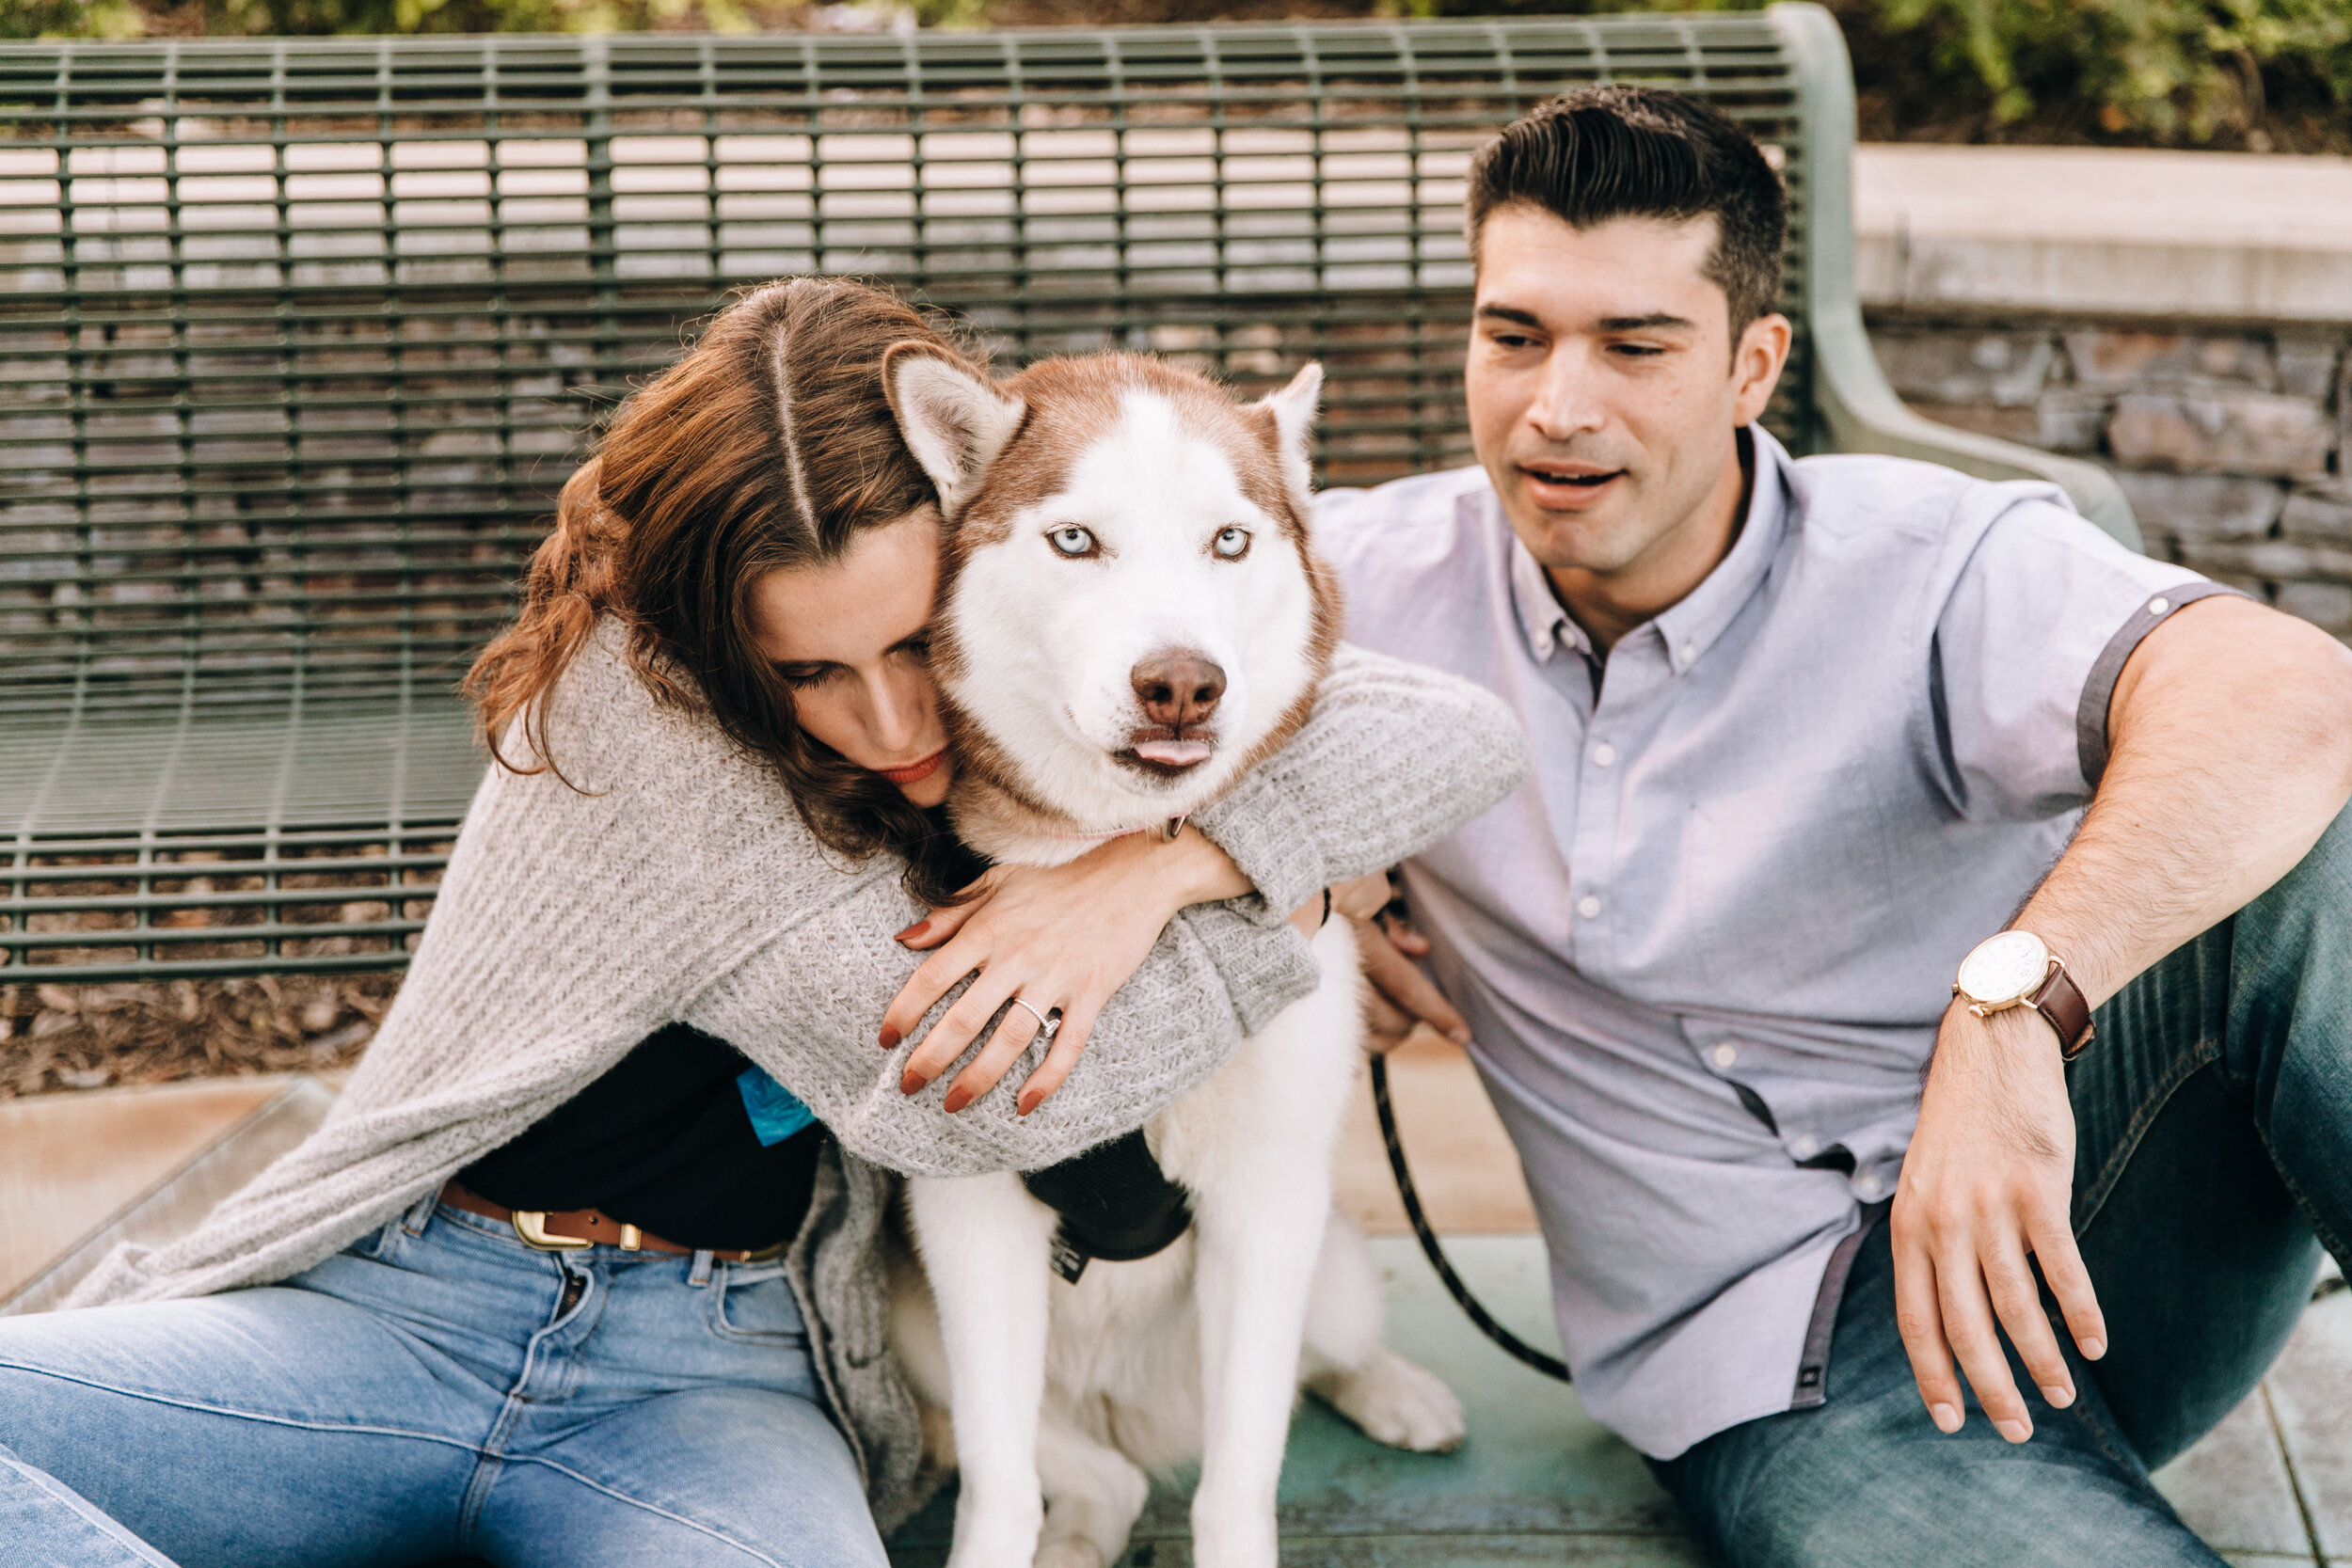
[1022,1129,1192,1283]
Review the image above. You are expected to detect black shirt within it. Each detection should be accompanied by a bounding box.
[460,1024,823,1252]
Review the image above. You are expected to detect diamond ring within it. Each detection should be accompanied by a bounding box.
[1010,997,1062,1041]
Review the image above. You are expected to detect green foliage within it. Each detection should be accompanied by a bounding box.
[18,0,2348,149]
[11,0,770,36]
[1867,0,2352,136]
[1,0,144,37]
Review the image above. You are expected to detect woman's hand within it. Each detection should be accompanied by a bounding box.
[880,828,1255,1116]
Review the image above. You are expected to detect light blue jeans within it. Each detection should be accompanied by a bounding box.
[0,1195,891,1567]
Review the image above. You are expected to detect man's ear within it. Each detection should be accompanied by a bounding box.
[1730,311,1792,428]
[882,343,1026,519]
[1253,361,1323,516]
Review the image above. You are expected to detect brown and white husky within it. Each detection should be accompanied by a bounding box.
[882,350,1466,1568]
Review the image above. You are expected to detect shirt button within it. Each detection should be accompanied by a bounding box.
[1793,1133,1820,1159]
[1710,1042,1738,1069]
[2149,596,2169,616]
[1857,1173,1884,1199]
[1592,742,1617,768]
[1680,641,1698,663]
[1577,894,1602,920]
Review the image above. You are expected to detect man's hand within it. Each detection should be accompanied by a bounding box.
[1893,1004,2106,1443]
[1892,595,2352,1443]
[1350,892,1471,1054]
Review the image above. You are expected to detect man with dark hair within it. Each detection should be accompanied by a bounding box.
[1322,82,2352,1565]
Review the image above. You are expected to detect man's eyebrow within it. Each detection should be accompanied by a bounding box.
[1474,304,1544,328]
[1474,304,1699,333]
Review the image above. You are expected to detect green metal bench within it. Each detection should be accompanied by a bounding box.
[0,5,2133,982]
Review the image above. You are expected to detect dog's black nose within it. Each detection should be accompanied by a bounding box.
[1131,652,1226,730]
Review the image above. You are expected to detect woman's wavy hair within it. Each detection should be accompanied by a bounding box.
[465,276,981,905]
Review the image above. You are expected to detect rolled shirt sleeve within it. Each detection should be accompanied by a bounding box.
[1929,498,2217,821]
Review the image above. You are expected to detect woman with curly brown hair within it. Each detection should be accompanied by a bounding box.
[0,277,1525,1567]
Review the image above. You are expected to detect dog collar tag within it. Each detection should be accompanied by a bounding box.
[1048,1230,1090,1285]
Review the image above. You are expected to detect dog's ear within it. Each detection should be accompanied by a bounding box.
[1253,362,1323,518]
[883,344,1026,520]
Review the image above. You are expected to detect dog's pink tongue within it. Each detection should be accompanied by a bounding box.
[1135,740,1215,766]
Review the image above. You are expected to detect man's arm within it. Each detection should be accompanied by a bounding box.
[1894,594,2352,1442]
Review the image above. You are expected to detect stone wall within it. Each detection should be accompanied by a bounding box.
[1867,319,2352,638]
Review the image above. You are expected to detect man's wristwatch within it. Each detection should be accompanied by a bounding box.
[1953,930,2096,1061]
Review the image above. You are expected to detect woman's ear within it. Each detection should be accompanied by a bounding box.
[883,344,1025,520]
[1252,361,1323,517]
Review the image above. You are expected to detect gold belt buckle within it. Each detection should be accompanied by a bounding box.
[511,1211,593,1251]
[512,1211,644,1251]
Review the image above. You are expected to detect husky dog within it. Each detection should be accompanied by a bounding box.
[882,350,1467,1568]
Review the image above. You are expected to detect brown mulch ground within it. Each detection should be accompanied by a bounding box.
[0,974,402,1099]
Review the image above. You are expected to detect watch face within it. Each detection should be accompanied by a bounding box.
[1958,930,2050,1006]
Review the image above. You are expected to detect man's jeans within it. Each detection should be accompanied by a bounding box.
[0,1196,891,1568]
[1653,799,2352,1567]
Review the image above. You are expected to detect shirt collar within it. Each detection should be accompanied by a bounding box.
[1508,526,1589,662]
[1652,425,1792,675]
[1502,425,1793,673]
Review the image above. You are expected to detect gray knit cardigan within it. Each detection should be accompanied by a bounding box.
[35,620,1529,1530]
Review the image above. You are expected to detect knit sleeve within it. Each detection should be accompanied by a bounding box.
[1187,643,1532,919]
[685,645,1523,1178]
[684,873,1311,1178]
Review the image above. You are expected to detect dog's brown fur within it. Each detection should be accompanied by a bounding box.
[917,353,1343,847]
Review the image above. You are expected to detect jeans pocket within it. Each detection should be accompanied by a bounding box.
[707,1263,810,1346]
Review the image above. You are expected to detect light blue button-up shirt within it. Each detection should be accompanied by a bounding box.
[1319,428,2217,1457]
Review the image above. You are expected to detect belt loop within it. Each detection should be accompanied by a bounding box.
[400,1186,440,1239]
[688,1249,715,1288]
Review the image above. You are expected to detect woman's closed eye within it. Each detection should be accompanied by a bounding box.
[773,633,928,691]
[774,662,840,691]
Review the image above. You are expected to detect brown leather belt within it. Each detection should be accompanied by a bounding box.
[439,1180,786,1263]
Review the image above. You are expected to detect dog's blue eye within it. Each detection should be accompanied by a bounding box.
[1213,526,1251,560]
[1049,527,1097,558]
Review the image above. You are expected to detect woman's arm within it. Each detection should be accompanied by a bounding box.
[686,642,1529,1175]
[1189,644,1531,917]
[872,644,1532,1109]
[681,855,1308,1178]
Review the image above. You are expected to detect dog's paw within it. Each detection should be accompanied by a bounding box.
[1317,1349,1468,1452]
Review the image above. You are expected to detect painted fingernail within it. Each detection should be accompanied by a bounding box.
[1930,1402,1963,1433]
[899,1070,927,1096]
[942,1085,973,1114]
[2039,1384,2074,1409]
[2080,1337,2106,1360]
[1994,1418,2030,1444]
[895,921,930,942]
[1017,1088,1043,1117]
[878,1025,902,1051]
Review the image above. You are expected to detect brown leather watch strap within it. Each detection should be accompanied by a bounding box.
[2029,961,2096,1061]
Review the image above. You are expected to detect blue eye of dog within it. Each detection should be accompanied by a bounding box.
[1213,527,1250,560]
[1049,527,1097,558]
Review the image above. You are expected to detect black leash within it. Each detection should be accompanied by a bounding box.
[1370,1053,1572,1383]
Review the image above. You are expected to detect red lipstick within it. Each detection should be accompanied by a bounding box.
[878,749,946,786]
